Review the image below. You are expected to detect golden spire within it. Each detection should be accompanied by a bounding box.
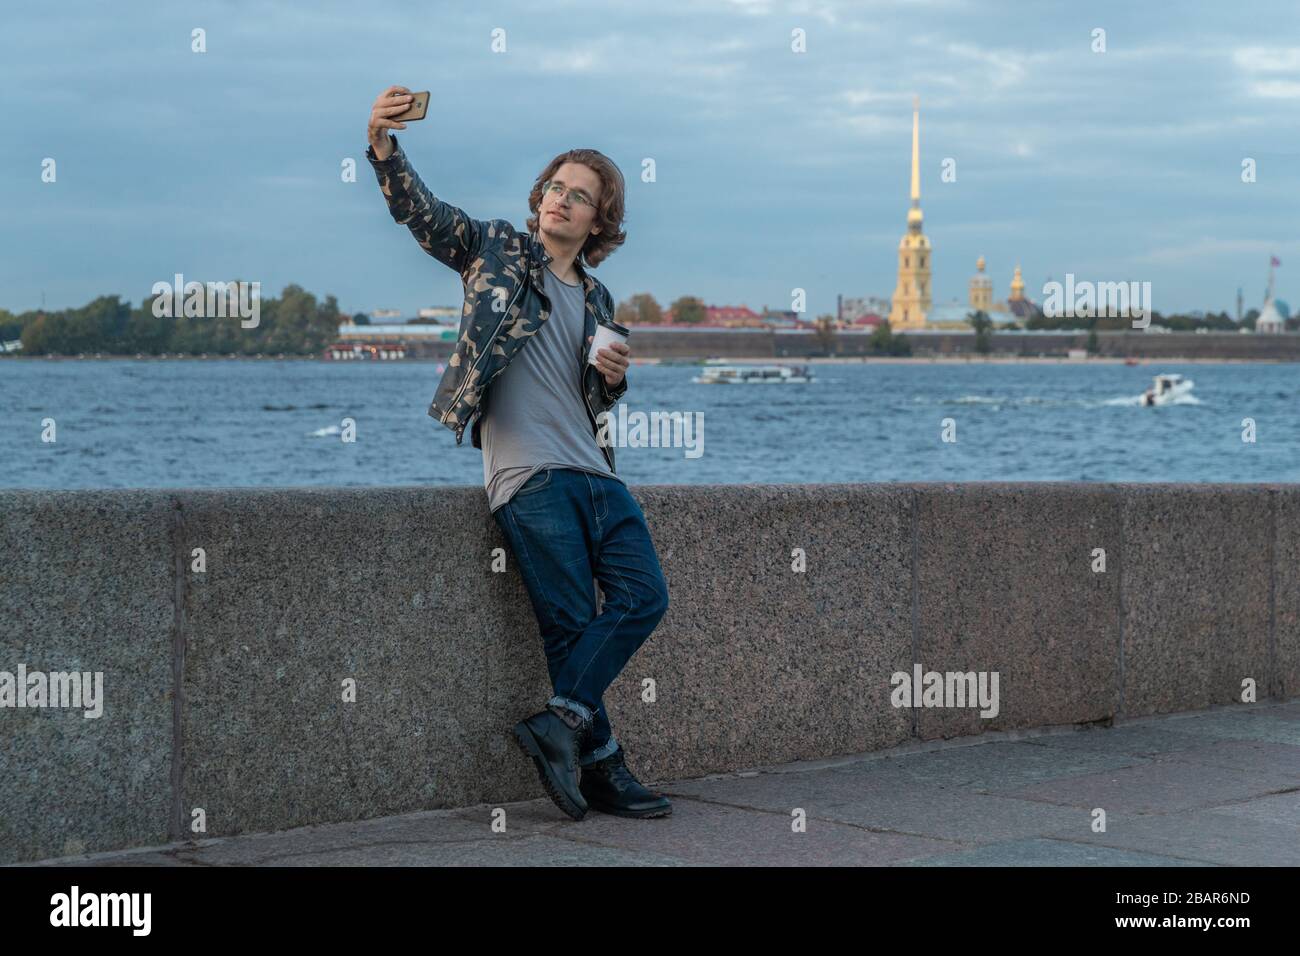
[910,95,920,203]
[907,96,922,231]
[1010,264,1025,301]
[891,97,931,330]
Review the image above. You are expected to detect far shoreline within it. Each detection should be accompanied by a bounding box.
[3,354,1297,365]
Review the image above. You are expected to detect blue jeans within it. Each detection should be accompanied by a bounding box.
[493,467,670,766]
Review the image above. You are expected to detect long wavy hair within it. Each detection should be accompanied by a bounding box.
[525,148,626,268]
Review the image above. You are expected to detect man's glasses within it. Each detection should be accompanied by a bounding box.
[542,181,595,209]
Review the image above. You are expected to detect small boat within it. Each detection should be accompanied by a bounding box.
[323,343,408,361]
[692,364,814,384]
[1124,357,1139,366]
[1140,373,1193,406]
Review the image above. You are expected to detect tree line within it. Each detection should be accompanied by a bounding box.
[0,284,342,356]
[5,287,1262,359]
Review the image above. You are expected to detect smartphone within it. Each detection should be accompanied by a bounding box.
[390,91,430,122]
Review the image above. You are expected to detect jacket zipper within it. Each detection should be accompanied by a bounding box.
[448,273,527,439]
[582,305,614,472]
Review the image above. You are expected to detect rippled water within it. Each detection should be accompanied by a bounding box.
[1,359,1297,488]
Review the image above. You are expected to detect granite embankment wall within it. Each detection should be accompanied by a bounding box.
[2,483,1298,863]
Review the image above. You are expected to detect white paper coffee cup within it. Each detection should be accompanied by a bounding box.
[588,320,630,366]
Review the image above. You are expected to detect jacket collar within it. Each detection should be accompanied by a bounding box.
[527,228,595,296]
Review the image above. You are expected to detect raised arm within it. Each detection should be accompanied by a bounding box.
[365,86,487,276]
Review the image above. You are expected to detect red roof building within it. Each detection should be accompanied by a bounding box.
[662,304,765,327]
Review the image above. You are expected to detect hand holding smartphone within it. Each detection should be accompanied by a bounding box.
[367,86,429,161]
[390,91,429,122]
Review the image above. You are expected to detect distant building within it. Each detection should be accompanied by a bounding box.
[842,312,885,329]
[706,305,763,327]
[926,301,979,327]
[919,259,1036,329]
[417,307,459,321]
[660,304,764,326]
[1256,257,1286,333]
[888,97,932,330]
[1257,300,1284,333]
[969,256,993,311]
[840,295,890,323]
[757,307,805,328]
[338,323,457,340]
[877,102,1035,331]
[992,262,1040,322]
[1005,265,1042,321]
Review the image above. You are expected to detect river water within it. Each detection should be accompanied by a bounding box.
[2,359,1297,489]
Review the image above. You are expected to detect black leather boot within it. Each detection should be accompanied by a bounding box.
[512,705,592,821]
[579,747,672,818]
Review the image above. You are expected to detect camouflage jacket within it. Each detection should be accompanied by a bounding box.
[365,134,628,472]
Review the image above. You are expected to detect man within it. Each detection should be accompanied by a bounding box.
[365,86,671,821]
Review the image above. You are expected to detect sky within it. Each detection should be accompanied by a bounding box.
[2,0,1298,320]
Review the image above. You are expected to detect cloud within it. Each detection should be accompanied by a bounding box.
[1248,80,1300,98]
[925,40,1036,90]
[840,88,915,106]
[720,0,842,24]
[536,47,607,73]
[6,0,1298,317]
[1232,45,1300,98]
[1232,46,1300,72]
[1134,238,1298,265]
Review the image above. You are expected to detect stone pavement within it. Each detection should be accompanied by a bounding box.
[28,702,1300,867]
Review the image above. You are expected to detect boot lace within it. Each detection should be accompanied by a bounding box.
[600,749,637,788]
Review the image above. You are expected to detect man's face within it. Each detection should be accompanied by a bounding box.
[540,162,602,242]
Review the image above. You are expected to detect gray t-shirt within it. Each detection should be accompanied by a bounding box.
[480,265,626,513]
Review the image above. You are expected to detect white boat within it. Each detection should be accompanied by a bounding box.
[692,364,814,384]
[1140,373,1193,406]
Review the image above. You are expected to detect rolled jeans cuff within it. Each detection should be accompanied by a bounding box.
[547,694,593,723]
[579,735,619,766]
